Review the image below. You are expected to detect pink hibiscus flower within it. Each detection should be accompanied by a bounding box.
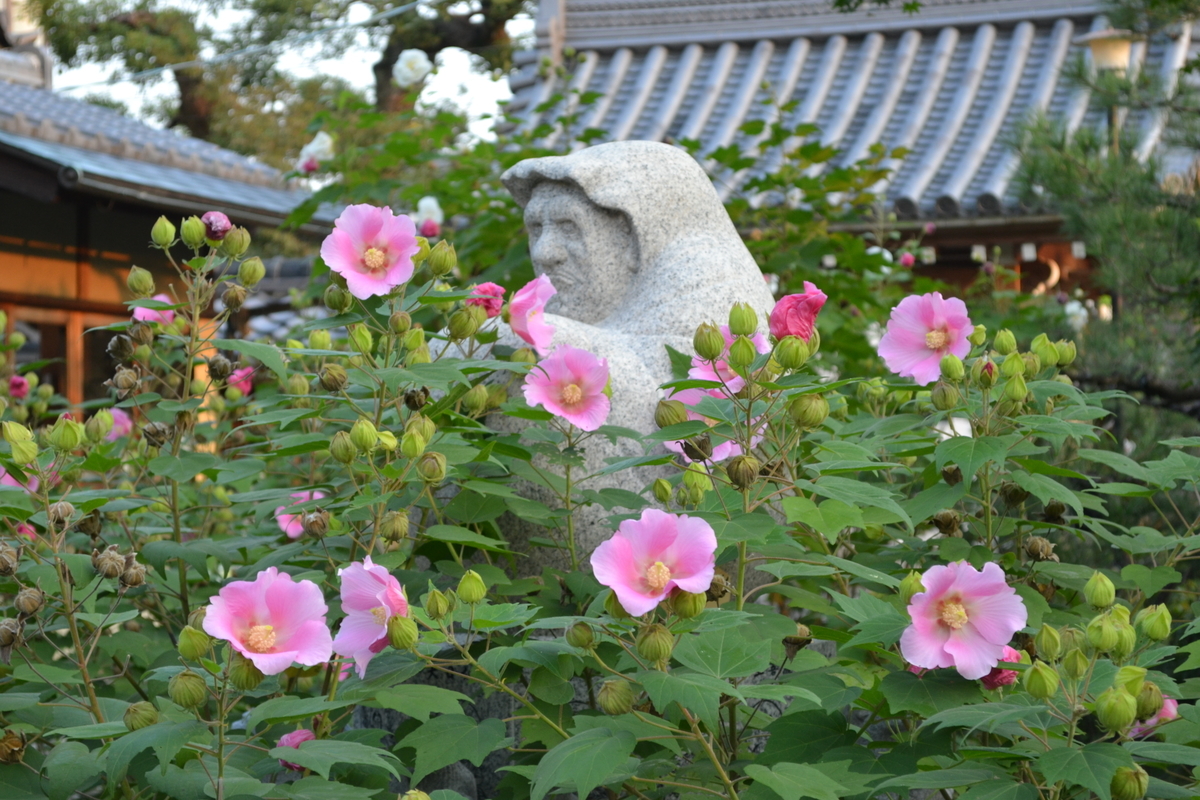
[688,325,771,394]
[1131,696,1179,738]
[277,729,316,771]
[522,345,610,431]
[133,293,176,325]
[419,218,440,238]
[661,388,760,463]
[107,407,133,441]
[466,282,506,318]
[899,252,917,268]
[229,366,254,396]
[590,508,717,617]
[275,491,327,539]
[202,211,232,241]
[900,561,1027,680]
[332,556,410,679]
[980,645,1022,690]
[202,566,333,675]
[768,282,826,342]
[14,523,34,541]
[8,375,28,400]
[320,204,421,300]
[877,292,972,386]
[509,275,556,355]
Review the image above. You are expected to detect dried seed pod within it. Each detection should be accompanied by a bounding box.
[0,617,22,647]
[48,501,75,529]
[78,510,103,537]
[1026,536,1058,562]
[404,387,430,411]
[207,354,233,382]
[1042,499,1067,523]
[92,545,124,579]
[0,544,17,577]
[681,434,713,462]
[0,728,25,764]
[705,570,730,603]
[301,509,330,538]
[932,509,962,536]
[13,586,43,616]
[783,623,812,661]
[108,367,140,398]
[142,421,173,448]
[106,334,135,361]
[120,554,147,588]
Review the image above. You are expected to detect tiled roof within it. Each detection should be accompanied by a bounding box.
[509,0,1196,219]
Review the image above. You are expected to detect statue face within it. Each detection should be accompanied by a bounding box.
[525,182,637,324]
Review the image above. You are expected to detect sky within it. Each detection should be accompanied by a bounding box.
[51,2,535,139]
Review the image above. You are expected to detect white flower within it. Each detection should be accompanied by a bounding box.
[1064,299,1088,332]
[415,196,444,226]
[296,131,335,173]
[865,321,884,348]
[394,49,433,87]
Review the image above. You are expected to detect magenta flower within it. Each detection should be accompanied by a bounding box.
[133,293,176,326]
[275,491,327,539]
[332,556,410,679]
[229,366,254,396]
[277,729,316,771]
[320,204,421,300]
[661,387,760,462]
[509,275,556,355]
[688,325,771,394]
[900,561,1027,680]
[522,345,610,431]
[899,252,917,268]
[202,566,333,675]
[1131,697,1179,738]
[202,211,232,241]
[980,645,1022,690]
[877,292,972,385]
[466,282,506,318]
[8,376,28,400]
[14,523,34,541]
[107,407,133,442]
[768,282,826,342]
[590,509,717,617]
[419,218,440,238]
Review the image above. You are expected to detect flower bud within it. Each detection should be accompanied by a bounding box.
[425,587,450,621]
[48,501,75,530]
[1087,614,1119,653]
[427,240,457,276]
[1136,604,1171,641]
[939,353,965,382]
[324,283,352,314]
[228,652,265,691]
[150,216,176,249]
[652,478,672,503]
[726,335,757,368]
[127,265,156,297]
[180,216,205,249]
[107,334,136,363]
[994,329,1017,355]
[14,586,42,616]
[726,454,761,490]
[1136,680,1164,720]
[220,226,251,258]
[318,364,348,393]
[406,345,431,366]
[374,430,396,452]
[1055,340,1077,366]
[349,324,373,356]
[1096,686,1138,731]
[457,570,486,604]
[412,236,431,265]
[169,669,208,708]
[728,302,758,337]
[672,590,706,620]
[401,328,425,352]
[330,431,356,464]
[124,701,159,731]
[222,284,247,312]
[462,384,489,415]
[1003,374,1027,403]
[605,590,631,620]
[637,623,674,663]
[1085,571,1116,609]
[120,556,147,588]
[350,419,378,453]
[387,615,419,650]
[85,409,114,444]
[566,622,594,649]
[177,625,211,661]
[406,415,436,442]
[1023,660,1059,699]
[772,336,808,371]
[238,256,266,288]
[1110,766,1149,800]
[1001,352,1026,379]
[1061,648,1088,680]
[597,679,634,715]
[10,437,39,467]
[1022,351,1041,376]
[1112,618,1137,660]
[931,381,960,411]
[1035,625,1062,662]
[967,325,987,346]
[400,430,427,460]
[1033,340,1059,369]
[682,462,713,500]
[447,309,479,341]
[308,329,332,351]
[287,373,310,398]
[693,323,725,361]
[898,571,924,605]
[788,393,829,429]
[46,415,83,453]
[655,400,689,429]
[378,510,409,541]
[417,452,446,483]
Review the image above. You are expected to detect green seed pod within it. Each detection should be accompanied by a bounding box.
[86,409,114,443]
[400,431,426,460]
[308,329,332,350]
[406,344,431,366]
[931,381,960,411]
[462,384,489,415]
[427,240,457,276]
[1084,571,1116,609]
[318,364,348,393]
[425,587,450,621]
[457,570,486,604]
[1035,625,1062,662]
[565,622,594,649]
[1022,351,1042,376]
[939,353,965,382]
[387,310,412,335]
[180,216,206,249]
[124,701,159,731]
[219,226,250,258]
[1136,681,1164,721]
[228,652,265,692]
[604,590,631,620]
[788,393,830,429]
[1023,660,1060,699]
[1001,351,1026,378]
[693,322,725,361]
[150,216,177,248]
[168,669,208,709]
[726,454,761,490]
[726,335,757,368]
[1062,648,1089,680]
[348,324,373,356]
[387,615,419,650]
[1096,686,1138,731]
[324,283,352,314]
[1136,604,1171,641]
[1112,618,1137,660]
[1055,340,1077,366]
[993,328,1017,355]
[330,431,356,464]
[1115,665,1147,697]
[177,625,211,661]
[1003,374,1027,403]
[127,265,156,298]
[10,436,36,465]
[727,302,758,337]
[1034,340,1059,369]
[672,590,706,620]
[47,415,84,452]
[222,284,247,312]
[350,419,378,453]
[652,478,672,504]
[417,451,447,483]
[379,510,410,541]
[967,324,987,347]
[597,679,634,715]
[8,330,26,350]
[238,256,266,288]
[406,415,436,442]
[636,623,674,663]
[654,399,689,429]
[1111,766,1149,800]
[899,571,924,605]
[287,373,310,398]
[773,336,808,370]
[1087,614,1119,653]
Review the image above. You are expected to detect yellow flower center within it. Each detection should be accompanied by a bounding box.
[939,599,969,630]
[561,383,583,405]
[646,561,671,594]
[925,329,949,350]
[363,247,388,273]
[371,606,388,626]
[245,624,276,653]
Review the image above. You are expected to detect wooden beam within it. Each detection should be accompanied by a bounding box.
[66,310,83,410]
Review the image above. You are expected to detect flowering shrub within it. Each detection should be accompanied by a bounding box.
[0,211,1195,800]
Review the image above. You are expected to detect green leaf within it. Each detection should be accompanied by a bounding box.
[422,524,512,553]
[957,781,1040,800]
[530,727,637,800]
[823,555,901,588]
[148,453,220,482]
[902,482,967,526]
[844,610,909,648]
[528,668,575,705]
[375,685,471,722]
[1011,471,1083,516]
[1124,740,1200,766]
[572,712,682,754]
[1120,564,1182,598]
[876,767,999,790]
[0,763,44,799]
[782,497,864,543]
[44,740,102,800]
[801,476,912,530]
[1038,743,1133,800]
[758,711,855,766]
[268,739,404,780]
[1075,449,1151,482]
[672,627,771,678]
[212,338,288,380]
[935,436,1015,482]
[745,763,848,800]
[247,697,355,732]
[880,671,984,716]
[49,722,130,738]
[105,720,209,783]
[397,715,508,785]
[638,670,732,729]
